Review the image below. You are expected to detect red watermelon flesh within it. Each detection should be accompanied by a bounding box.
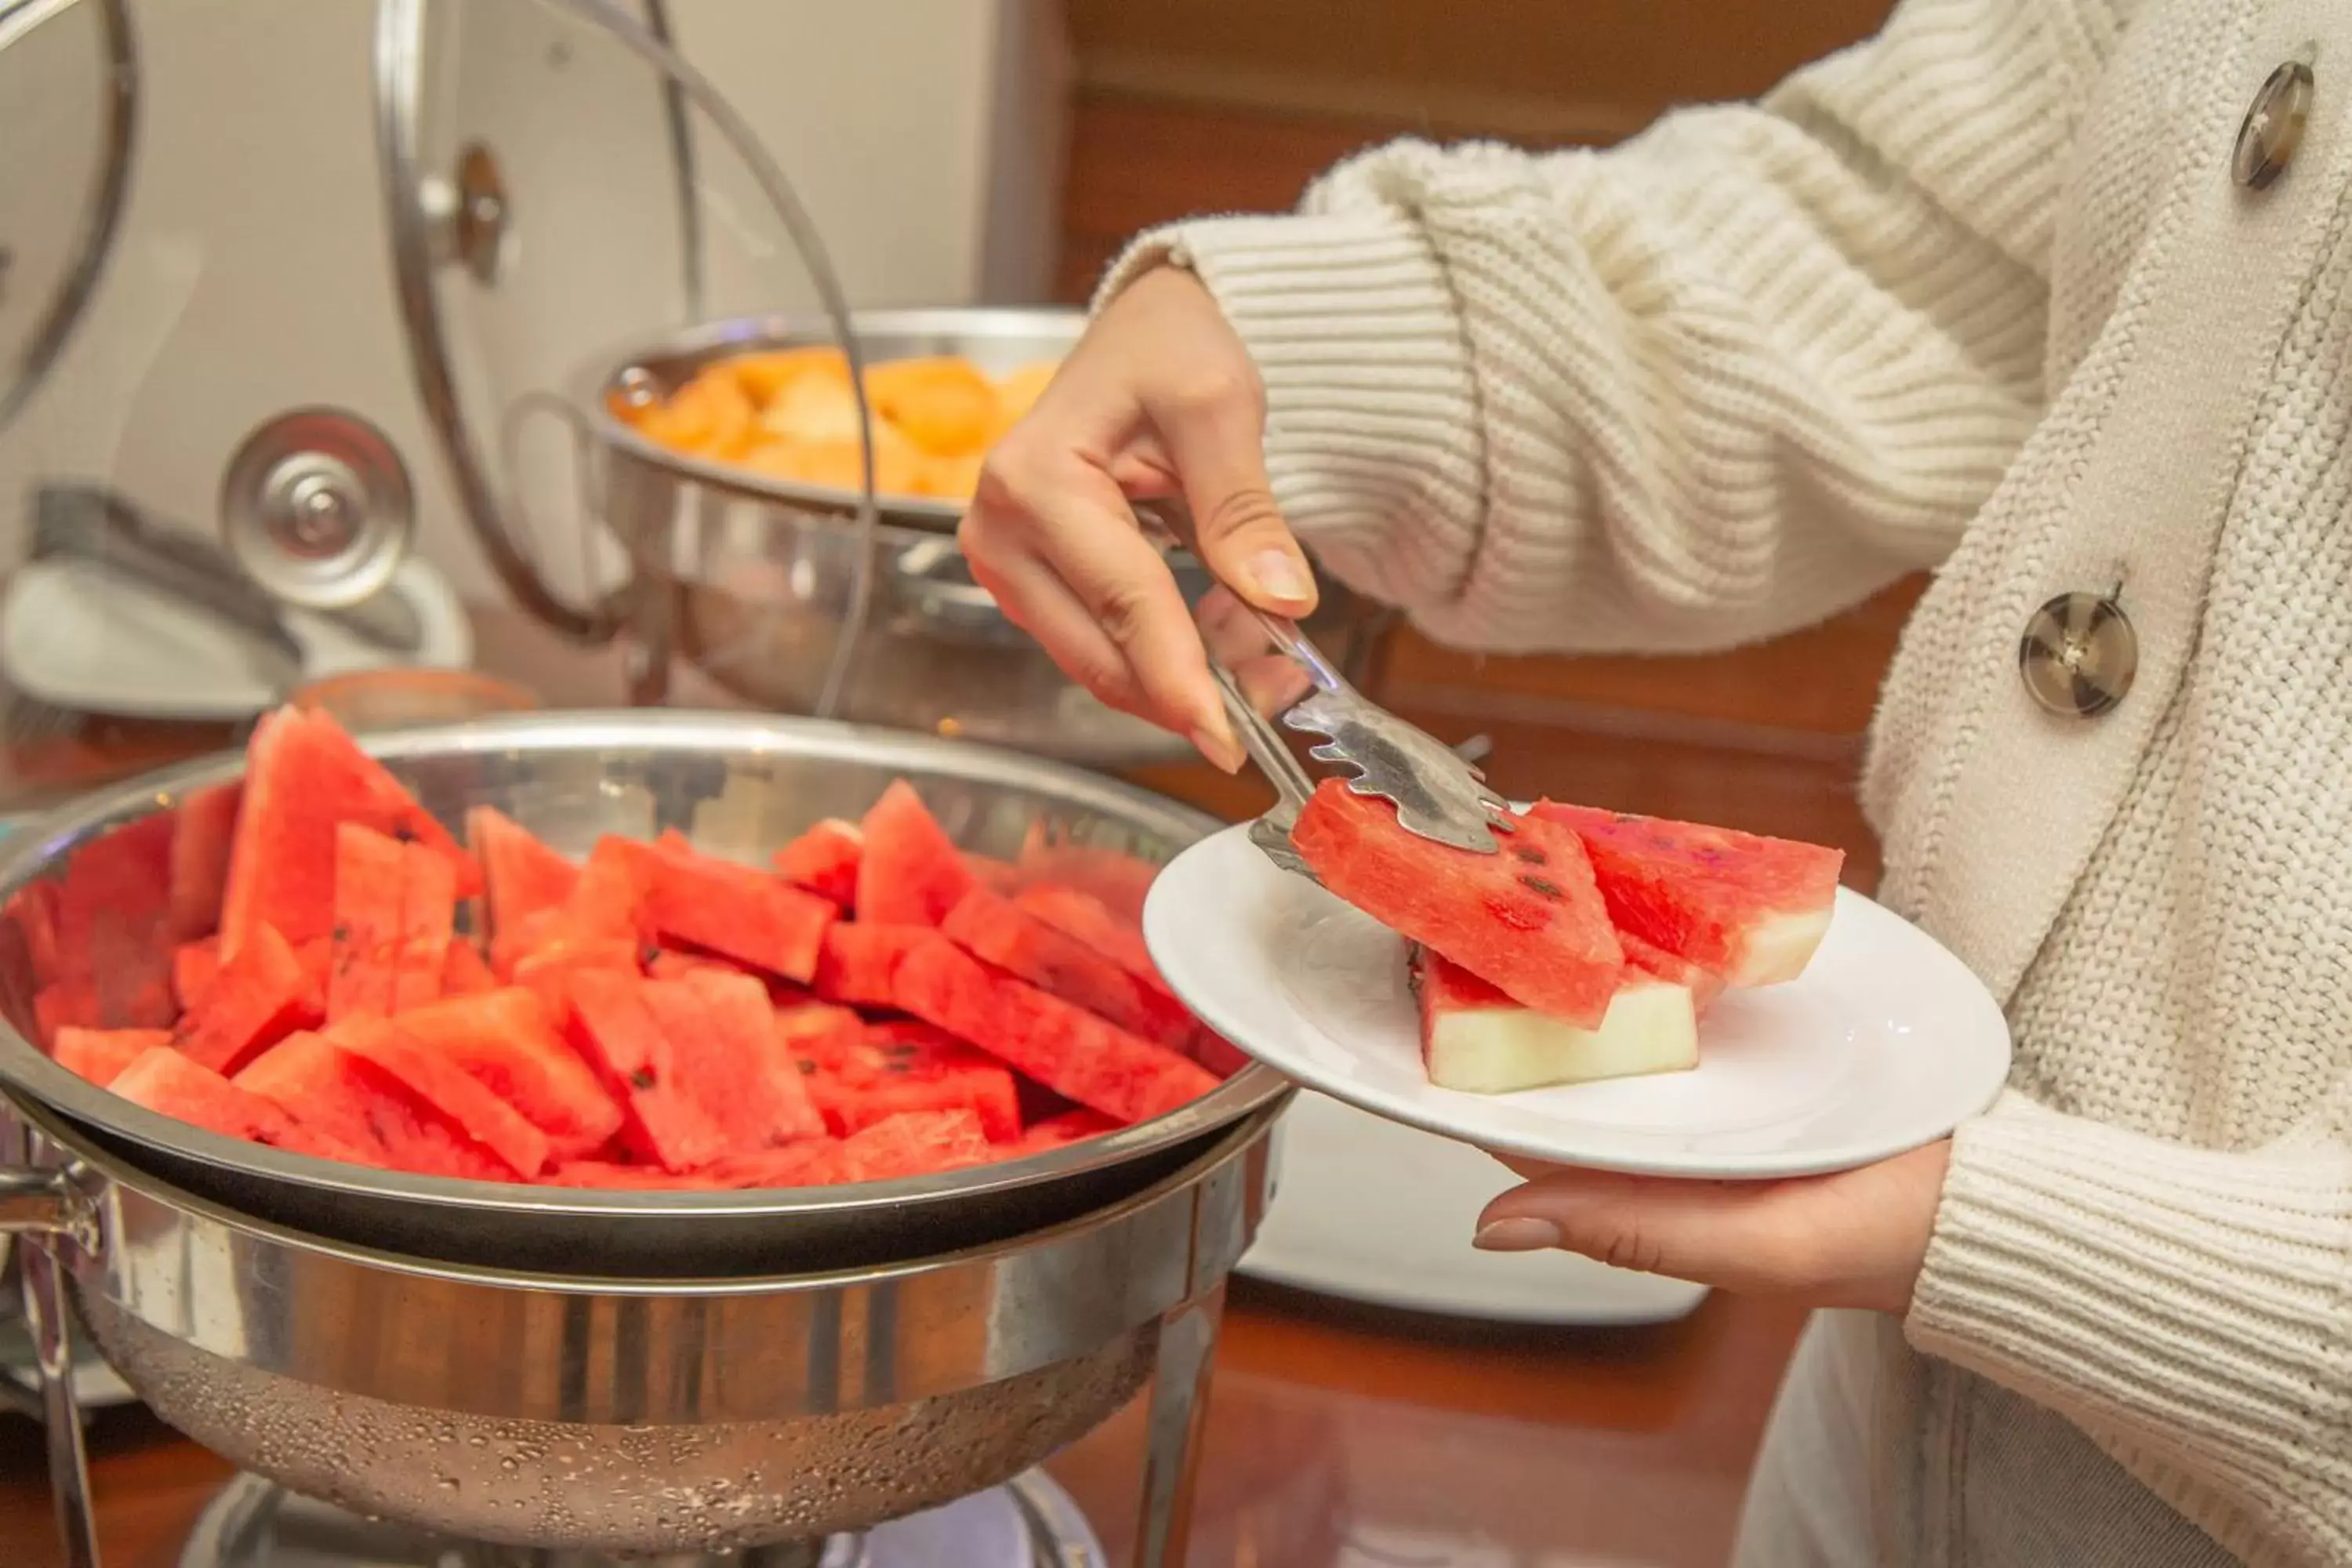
[172,938,221,1013]
[1527,801,1842,987]
[942,887,1198,1052]
[8,881,61,985]
[52,1026,172,1087]
[234,1033,509,1181]
[799,1018,1022,1144]
[391,988,623,1161]
[702,1141,840,1189]
[32,981,99,1046]
[855,782,975,926]
[511,937,641,1018]
[961,852,1022,894]
[560,968,730,1174]
[328,1017,551,1178]
[814,1109,992,1184]
[1617,929,1728,1016]
[390,840,456,1013]
[175,920,318,1074]
[111,1047,296,1144]
[894,935,1218,1127]
[641,846,833,983]
[1292,781,1624,1029]
[812,923,930,1008]
[442,941,498,996]
[1008,1108,1121,1156]
[1011,832,1156,925]
[775,819,862,910]
[648,971,827,1149]
[469,805,580,966]
[527,836,660,964]
[218,708,478,958]
[167,782,242,942]
[56,815,176,1027]
[327,824,405,1021]
[1013,884,1171,994]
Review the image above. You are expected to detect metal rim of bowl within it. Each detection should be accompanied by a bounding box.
[578,307,1085,535]
[15,1082,1284,1298]
[0,710,1287,1240]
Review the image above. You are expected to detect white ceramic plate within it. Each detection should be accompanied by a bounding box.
[1147,822,2012,1181]
[1240,1090,1708,1324]
[0,554,472,721]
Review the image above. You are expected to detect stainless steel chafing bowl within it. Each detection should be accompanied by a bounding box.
[2,1088,1274,1554]
[528,310,1389,765]
[0,711,1289,1277]
[0,710,1286,1559]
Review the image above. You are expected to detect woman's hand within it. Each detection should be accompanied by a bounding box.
[959,267,1319,771]
[1474,1139,1953,1316]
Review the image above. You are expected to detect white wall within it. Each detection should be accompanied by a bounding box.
[0,0,1069,607]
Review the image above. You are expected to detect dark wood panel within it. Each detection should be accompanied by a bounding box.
[1067,0,1895,137]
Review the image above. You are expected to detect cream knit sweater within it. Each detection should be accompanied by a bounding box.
[1103,0,2352,1563]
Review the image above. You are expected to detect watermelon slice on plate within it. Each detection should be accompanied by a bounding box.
[1527,801,1842,988]
[1414,946,1698,1094]
[1290,781,1624,1027]
[1143,811,2011,1180]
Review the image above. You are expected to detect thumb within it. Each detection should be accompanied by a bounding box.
[1473,1171,1781,1284]
[1145,383,1318,618]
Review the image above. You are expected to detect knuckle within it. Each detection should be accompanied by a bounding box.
[1195,487,1286,543]
[1163,365,1259,419]
[1088,578,1160,652]
[1595,1215,1668,1277]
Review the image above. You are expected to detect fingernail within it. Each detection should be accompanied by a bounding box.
[1247,550,1311,606]
[1190,725,1246,775]
[1472,1217,1561,1253]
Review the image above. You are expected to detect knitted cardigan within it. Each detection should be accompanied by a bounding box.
[1101,0,2352,1563]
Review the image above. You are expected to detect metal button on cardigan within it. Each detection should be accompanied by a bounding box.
[2020,592,2139,717]
[2234,59,2314,190]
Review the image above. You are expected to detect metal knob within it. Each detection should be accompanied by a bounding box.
[220,408,416,609]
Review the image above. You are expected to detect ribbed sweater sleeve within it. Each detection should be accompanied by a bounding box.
[1908,1092,2352,1564]
[1095,0,2132,656]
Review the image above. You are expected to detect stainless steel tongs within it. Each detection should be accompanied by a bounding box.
[1139,507,1512,866]
[1205,604,1515,875]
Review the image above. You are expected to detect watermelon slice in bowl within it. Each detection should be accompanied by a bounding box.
[1144,796,2012,1181]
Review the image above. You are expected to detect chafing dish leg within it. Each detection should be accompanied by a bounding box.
[1133,1285,1225,1568]
[21,1240,99,1568]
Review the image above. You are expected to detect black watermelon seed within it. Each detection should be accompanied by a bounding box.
[1519,875,1564,898]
